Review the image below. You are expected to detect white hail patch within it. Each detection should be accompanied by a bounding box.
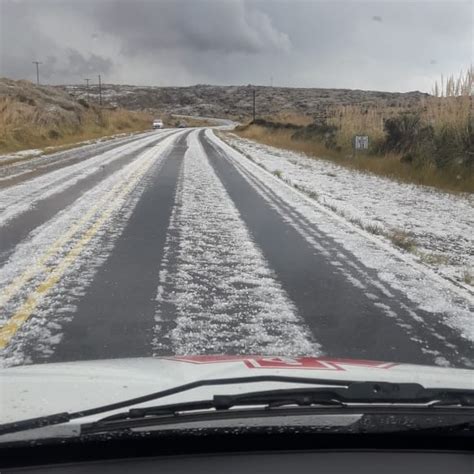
[0,131,175,226]
[0,133,181,367]
[223,133,474,288]
[154,130,319,356]
[208,130,474,345]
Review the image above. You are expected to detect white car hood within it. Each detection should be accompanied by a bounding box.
[1,356,473,442]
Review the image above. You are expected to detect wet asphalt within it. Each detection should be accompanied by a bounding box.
[1,129,471,368]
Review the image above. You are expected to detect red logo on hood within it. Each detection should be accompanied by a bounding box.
[167,356,398,371]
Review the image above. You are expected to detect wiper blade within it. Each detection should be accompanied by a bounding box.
[214,382,474,409]
[83,382,474,433]
[0,375,350,436]
[2,376,472,437]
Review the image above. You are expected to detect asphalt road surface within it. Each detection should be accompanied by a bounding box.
[0,128,471,368]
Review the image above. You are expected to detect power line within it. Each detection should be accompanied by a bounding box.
[32,61,42,85]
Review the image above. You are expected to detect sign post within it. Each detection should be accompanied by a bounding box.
[353,135,369,158]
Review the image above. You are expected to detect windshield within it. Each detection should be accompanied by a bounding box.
[0,0,472,440]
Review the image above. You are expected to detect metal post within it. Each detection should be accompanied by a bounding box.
[32,61,42,85]
[98,74,102,106]
[84,78,90,102]
[252,89,256,122]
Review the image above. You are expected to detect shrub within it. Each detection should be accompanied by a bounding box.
[78,98,89,108]
[382,113,427,153]
[272,169,283,178]
[389,230,417,252]
[292,121,339,149]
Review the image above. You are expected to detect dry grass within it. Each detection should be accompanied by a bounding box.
[327,104,392,151]
[272,169,283,178]
[234,68,474,193]
[235,124,339,159]
[0,92,153,154]
[166,114,215,128]
[389,230,417,252]
[233,124,474,193]
[462,269,473,285]
[264,112,313,126]
[417,252,451,266]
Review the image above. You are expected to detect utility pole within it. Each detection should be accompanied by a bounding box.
[32,61,42,85]
[252,88,256,122]
[84,78,90,102]
[98,74,102,106]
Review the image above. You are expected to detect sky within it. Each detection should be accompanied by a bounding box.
[0,0,472,92]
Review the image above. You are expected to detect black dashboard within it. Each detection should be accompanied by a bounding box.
[5,451,473,474]
[2,429,473,473]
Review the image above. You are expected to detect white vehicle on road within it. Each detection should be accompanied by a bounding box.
[152,119,164,129]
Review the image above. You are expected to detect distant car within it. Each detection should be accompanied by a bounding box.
[177,122,187,128]
[152,119,164,129]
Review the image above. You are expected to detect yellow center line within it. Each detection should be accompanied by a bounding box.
[0,146,157,310]
[0,145,162,350]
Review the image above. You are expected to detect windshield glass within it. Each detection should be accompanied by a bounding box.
[0,0,472,438]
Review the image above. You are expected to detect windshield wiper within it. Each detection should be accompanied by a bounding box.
[82,382,474,431]
[1,377,473,437]
[0,375,350,436]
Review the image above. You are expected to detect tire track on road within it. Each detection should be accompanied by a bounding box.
[202,131,472,368]
[0,131,185,366]
[153,130,319,356]
[49,132,191,363]
[0,131,178,266]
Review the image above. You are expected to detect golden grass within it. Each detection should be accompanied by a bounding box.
[235,124,339,158]
[233,124,474,193]
[0,96,153,154]
[234,68,473,193]
[265,112,313,126]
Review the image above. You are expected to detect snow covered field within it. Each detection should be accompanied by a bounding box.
[221,133,474,290]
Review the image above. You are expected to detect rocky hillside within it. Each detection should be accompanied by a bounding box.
[60,83,430,120]
[0,78,151,153]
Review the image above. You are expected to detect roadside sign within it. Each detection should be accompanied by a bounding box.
[354,135,369,150]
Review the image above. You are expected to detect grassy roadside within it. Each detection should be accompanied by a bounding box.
[0,98,153,155]
[233,124,474,193]
[218,131,473,288]
[234,69,473,193]
[0,79,154,155]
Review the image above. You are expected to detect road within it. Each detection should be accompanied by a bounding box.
[0,128,471,368]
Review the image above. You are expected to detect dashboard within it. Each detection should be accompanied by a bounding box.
[5,451,473,473]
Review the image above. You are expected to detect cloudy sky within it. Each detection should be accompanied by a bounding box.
[0,0,472,92]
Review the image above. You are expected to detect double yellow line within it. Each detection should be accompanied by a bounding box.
[0,143,166,350]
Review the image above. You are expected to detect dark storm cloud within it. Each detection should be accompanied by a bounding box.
[94,0,291,55]
[0,0,113,83]
[60,49,113,76]
[0,0,472,91]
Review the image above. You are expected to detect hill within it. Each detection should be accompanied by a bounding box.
[60,83,430,120]
[0,78,152,153]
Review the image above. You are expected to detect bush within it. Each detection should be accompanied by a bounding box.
[292,121,338,149]
[48,129,61,139]
[78,98,89,108]
[382,113,429,153]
